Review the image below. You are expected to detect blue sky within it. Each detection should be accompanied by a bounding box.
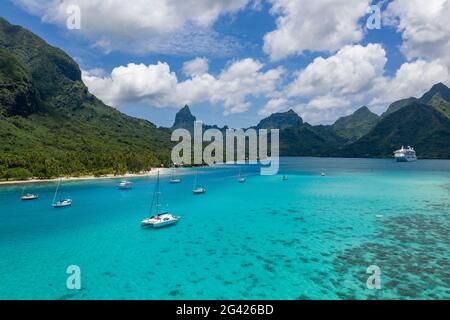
[3,0,450,128]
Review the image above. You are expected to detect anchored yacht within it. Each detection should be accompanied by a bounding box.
[117,180,133,190]
[52,179,72,208]
[192,170,206,194]
[141,171,180,228]
[21,186,38,201]
[169,167,181,184]
[21,193,39,201]
[238,168,246,183]
[394,146,417,162]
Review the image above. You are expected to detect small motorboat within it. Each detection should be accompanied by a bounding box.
[282,175,288,181]
[117,180,133,190]
[21,193,39,201]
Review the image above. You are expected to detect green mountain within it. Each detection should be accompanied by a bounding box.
[418,82,450,105]
[419,82,450,120]
[341,103,450,158]
[332,106,379,142]
[256,109,303,130]
[382,97,418,118]
[0,17,172,180]
[381,83,450,118]
[172,105,197,131]
[255,110,345,156]
[171,105,227,134]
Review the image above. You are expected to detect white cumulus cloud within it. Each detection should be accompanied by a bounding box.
[281,43,450,124]
[82,58,284,115]
[258,98,289,116]
[287,44,387,98]
[182,57,209,77]
[263,0,371,60]
[386,0,450,68]
[14,0,253,55]
[370,59,450,106]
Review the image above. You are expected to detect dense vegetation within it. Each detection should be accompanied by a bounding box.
[0,17,173,180]
[340,103,450,158]
[332,106,379,142]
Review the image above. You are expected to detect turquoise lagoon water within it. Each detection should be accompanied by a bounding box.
[0,158,449,300]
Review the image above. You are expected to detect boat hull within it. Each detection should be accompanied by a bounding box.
[141,215,180,228]
[193,189,206,195]
[53,200,72,208]
[21,196,39,201]
[395,156,417,162]
[150,219,179,228]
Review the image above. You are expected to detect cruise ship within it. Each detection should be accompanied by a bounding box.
[394,146,417,162]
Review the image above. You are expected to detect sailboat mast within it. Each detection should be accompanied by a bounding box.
[193,170,198,189]
[155,171,161,213]
[52,179,61,205]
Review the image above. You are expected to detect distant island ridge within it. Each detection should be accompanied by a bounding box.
[1,17,450,182]
[171,81,450,160]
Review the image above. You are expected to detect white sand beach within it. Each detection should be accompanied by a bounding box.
[0,168,170,186]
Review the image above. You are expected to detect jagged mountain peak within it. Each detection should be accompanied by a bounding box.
[172,105,197,129]
[419,82,450,104]
[332,106,379,142]
[256,109,303,130]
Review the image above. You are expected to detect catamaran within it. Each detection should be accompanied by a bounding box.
[52,179,72,208]
[169,167,181,184]
[117,180,133,190]
[141,171,180,228]
[192,170,206,194]
[238,168,246,183]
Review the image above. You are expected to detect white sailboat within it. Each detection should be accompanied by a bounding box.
[21,186,39,201]
[117,180,133,190]
[192,170,206,194]
[141,171,180,228]
[52,179,72,208]
[169,167,181,184]
[238,168,246,183]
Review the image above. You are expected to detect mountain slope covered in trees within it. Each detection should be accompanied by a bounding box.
[0,17,172,180]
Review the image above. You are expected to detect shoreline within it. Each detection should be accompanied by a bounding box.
[0,168,170,186]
